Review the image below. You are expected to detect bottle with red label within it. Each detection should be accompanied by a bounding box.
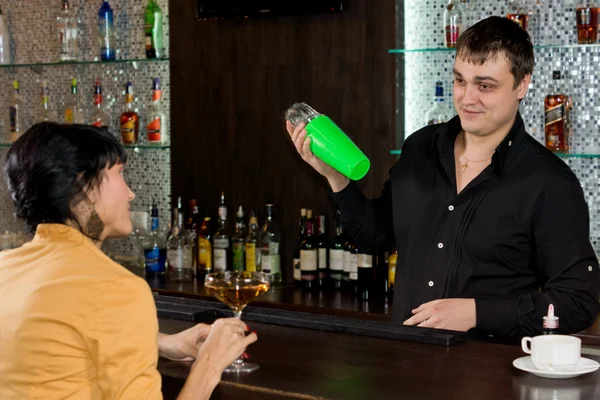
[146,77,167,145]
[444,0,464,48]
[90,78,109,129]
[120,82,139,144]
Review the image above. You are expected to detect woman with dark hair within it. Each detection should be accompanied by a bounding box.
[0,122,256,399]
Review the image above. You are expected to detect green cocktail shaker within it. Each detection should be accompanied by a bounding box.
[285,103,370,181]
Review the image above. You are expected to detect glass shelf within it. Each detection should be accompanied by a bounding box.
[390,149,600,158]
[0,58,169,69]
[0,143,169,150]
[389,43,600,54]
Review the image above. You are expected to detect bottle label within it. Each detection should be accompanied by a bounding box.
[232,242,244,271]
[388,253,397,287]
[269,242,280,254]
[261,254,272,274]
[329,249,344,271]
[445,25,460,46]
[349,254,358,280]
[167,248,184,269]
[357,254,373,268]
[121,119,135,143]
[147,116,161,142]
[198,238,212,268]
[318,248,327,270]
[145,247,160,272]
[218,206,227,220]
[65,108,74,124]
[577,8,593,25]
[300,250,317,271]
[9,106,18,132]
[545,104,565,126]
[246,243,256,272]
[245,243,257,272]
[293,258,301,280]
[92,119,103,128]
[213,237,229,249]
[145,35,153,51]
[213,248,227,271]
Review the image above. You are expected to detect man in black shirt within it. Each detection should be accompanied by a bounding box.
[286,16,599,339]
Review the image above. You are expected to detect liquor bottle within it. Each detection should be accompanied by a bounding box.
[144,0,165,59]
[147,77,167,145]
[245,211,259,272]
[544,71,572,154]
[120,82,139,144]
[187,199,200,270]
[144,201,167,275]
[374,251,389,298]
[458,0,474,29]
[38,81,52,123]
[232,206,246,272]
[300,216,318,291]
[213,192,230,271]
[167,197,194,281]
[196,215,213,279]
[507,0,529,31]
[0,6,11,64]
[65,78,84,124]
[576,2,598,44]
[293,208,307,287]
[329,219,345,290]
[443,0,464,48]
[9,80,24,143]
[388,249,397,300]
[357,249,374,302]
[57,0,79,61]
[345,236,358,294]
[90,78,109,129]
[315,215,329,289]
[98,1,116,61]
[425,82,453,126]
[259,204,282,285]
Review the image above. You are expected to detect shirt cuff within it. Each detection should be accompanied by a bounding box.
[329,181,362,214]
[475,297,519,336]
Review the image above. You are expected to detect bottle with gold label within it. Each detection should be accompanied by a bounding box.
[245,211,259,272]
[196,215,212,279]
[388,249,397,300]
[544,71,572,154]
[120,82,139,145]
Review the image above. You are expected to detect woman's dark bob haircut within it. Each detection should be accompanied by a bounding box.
[4,122,127,234]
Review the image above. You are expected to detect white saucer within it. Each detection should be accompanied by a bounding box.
[513,356,600,379]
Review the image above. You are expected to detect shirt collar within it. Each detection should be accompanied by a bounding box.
[33,223,94,246]
[433,112,526,178]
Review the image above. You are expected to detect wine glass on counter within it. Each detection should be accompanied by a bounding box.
[204,271,270,373]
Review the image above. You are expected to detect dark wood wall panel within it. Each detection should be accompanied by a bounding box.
[169,0,397,282]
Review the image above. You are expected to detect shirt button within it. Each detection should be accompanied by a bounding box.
[428,281,434,287]
[437,243,444,249]
[589,266,594,272]
[509,141,512,146]
[448,205,454,211]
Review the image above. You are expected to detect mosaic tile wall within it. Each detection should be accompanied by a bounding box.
[400,0,600,253]
[0,0,171,257]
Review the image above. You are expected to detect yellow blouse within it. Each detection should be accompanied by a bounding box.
[0,224,162,399]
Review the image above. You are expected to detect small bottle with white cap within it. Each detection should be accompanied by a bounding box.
[543,304,559,335]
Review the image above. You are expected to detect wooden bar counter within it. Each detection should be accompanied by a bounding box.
[158,317,600,400]
[130,269,600,399]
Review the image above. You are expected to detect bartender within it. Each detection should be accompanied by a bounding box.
[286,16,599,339]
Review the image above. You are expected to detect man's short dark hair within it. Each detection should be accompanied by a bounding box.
[456,16,535,88]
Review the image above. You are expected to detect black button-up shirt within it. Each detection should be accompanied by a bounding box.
[332,113,599,338]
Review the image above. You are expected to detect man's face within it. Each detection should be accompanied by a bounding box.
[453,53,530,137]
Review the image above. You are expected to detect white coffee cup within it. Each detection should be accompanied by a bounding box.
[521,335,581,372]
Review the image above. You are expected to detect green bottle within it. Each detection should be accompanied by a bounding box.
[144,0,164,58]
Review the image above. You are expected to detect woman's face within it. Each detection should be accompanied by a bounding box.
[92,163,136,240]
